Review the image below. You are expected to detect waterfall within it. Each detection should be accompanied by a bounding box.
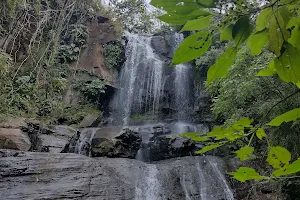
[135,164,162,200]
[108,33,235,200]
[207,159,235,200]
[173,33,194,121]
[111,34,165,125]
[74,128,97,156]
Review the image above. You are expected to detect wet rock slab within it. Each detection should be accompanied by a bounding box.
[0,149,234,200]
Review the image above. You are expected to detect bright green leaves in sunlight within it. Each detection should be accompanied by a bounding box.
[273,159,300,177]
[192,118,253,154]
[195,143,225,154]
[172,31,212,65]
[247,29,269,56]
[235,146,255,161]
[232,16,253,47]
[180,15,212,32]
[256,60,276,77]
[286,18,300,49]
[207,47,237,84]
[267,146,291,169]
[256,8,272,32]
[256,128,267,140]
[274,44,300,87]
[228,167,267,182]
[268,108,300,126]
[181,132,210,142]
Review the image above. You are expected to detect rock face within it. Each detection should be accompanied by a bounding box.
[23,122,77,153]
[0,149,234,200]
[140,135,197,161]
[69,20,118,85]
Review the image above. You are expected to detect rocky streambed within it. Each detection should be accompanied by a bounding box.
[0,150,233,200]
[0,119,237,200]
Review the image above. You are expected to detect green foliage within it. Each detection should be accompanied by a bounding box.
[103,41,125,70]
[207,47,236,84]
[73,78,107,104]
[153,0,300,183]
[256,128,266,140]
[58,24,88,63]
[235,146,255,161]
[268,108,300,127]
[172,31,212,65]
[110,0,157,33]
[0,0,107,124]
[228,167,267,182]
[180,15,212,32]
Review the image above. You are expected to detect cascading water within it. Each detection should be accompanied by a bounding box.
[111,33,165,125]
[173,33,194,121]
[74,128,98,156]
[108,32,235,200]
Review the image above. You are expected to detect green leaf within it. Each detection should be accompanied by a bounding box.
[181,132,210,142]
[256,60,276,77]
[151,0,202,15]
[232,16,253,47]
[207,47,237,84]
[207,126,232,140]
[268,108,300,126]
[158,10,212,25]
[268,9,290,56]
[180,15,212,32]
[235,146,255,161]
[220,25,233,41]
[256,128,267,140]
[256,8,273,32]
[286,18,300,49]
[197,0,215,8]
[195,143,224,154]
[267,146,291,169]
[228,167,266,182]
[232,117,253,131]
[247,29,269,56]
[273,159,300,177]
[172,31,212,65]
[274,44,300,86]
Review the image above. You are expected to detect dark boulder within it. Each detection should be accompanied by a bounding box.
[91,128,142,158]
[145,136,197,161]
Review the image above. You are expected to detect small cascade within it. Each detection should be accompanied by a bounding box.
[196,157,208,200]
[111,34,165,125]
[74,128,98,156]
[135,164,162,200]
[208,159,235,200]
[173,33,194,121]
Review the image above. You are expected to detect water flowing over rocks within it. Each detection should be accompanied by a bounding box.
[0,32,238,200]
[0,149,234,200]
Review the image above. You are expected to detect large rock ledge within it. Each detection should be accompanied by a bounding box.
[0,149,234,200]
[0,150,136,200]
